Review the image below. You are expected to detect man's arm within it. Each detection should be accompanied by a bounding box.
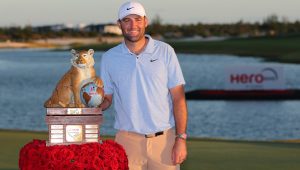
[169,84,188,165]
[100,94,113,111]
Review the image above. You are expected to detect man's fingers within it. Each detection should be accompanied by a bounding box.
[172,152,184,165]
[172,149,176,164]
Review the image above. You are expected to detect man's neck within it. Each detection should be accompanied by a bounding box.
[125,36,148,55]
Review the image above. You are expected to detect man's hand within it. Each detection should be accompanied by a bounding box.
[170,85,188,164]
[172,138,187,165]
[99,94,112,111]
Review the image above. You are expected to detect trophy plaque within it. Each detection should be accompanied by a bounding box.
[45,108,103,146]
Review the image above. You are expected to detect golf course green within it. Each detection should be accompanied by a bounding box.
[1,130,300,170]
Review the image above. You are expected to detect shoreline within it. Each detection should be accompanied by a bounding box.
[0,41,57,49]
[0,37,123,49]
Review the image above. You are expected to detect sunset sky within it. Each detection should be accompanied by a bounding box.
[1,0,299,27]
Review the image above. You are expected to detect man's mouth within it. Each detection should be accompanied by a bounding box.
[128,30,139,36]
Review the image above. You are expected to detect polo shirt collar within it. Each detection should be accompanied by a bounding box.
[143,34,154,54]
[121,34,154,54]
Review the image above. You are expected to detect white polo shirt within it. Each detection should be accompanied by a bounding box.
[101,35,185,134]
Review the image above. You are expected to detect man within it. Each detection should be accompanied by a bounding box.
[100,1,188,170]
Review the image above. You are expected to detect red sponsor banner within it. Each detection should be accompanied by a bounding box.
[225,66,285,90]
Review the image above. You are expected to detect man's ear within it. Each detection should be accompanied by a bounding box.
[117,20,121,29]
[144,17,149,28]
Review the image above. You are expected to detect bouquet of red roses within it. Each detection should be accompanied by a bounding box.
[19,139,128,170]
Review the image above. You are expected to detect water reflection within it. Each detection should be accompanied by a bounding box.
[0,49,300,140]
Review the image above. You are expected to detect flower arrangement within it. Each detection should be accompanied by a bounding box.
[19,139,128,170]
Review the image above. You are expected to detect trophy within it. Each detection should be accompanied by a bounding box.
[44,49,104,145]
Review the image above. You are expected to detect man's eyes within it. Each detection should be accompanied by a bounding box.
[122,18,143,23]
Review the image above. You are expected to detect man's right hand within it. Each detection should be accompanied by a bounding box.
[99,94,113,111]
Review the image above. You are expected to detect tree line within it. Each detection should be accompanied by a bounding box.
[147,15,300,38]
[0,14,300,42]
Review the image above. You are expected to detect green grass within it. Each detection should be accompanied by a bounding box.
[168,36,300,63]
[70,35,300,64]
[182,138,300,170]
[1,130,300,170]
[0,130,47,170]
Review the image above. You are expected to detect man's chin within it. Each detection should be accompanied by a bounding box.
[125,35,143,43]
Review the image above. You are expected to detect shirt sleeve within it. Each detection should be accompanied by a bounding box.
[167,46,186,89]
[100,53,114,95]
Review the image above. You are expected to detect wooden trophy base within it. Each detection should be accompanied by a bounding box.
[45,108,103,146]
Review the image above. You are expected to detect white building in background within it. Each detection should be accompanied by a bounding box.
[33,23,122,35]
[49,24,66,32]
[103,24,122,35]
[75,23,87,31]
[83,23,121,35]
[48,23,74,32]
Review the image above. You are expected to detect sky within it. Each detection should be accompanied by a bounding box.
[0,0,299,27]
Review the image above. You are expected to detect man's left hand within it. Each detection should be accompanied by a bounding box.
[172,138,187,165]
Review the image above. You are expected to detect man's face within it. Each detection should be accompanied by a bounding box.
[118,14,148,43]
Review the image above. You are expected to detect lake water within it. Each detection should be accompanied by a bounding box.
[0,49,300,140]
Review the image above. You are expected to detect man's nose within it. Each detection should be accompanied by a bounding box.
[129,20,138,28]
